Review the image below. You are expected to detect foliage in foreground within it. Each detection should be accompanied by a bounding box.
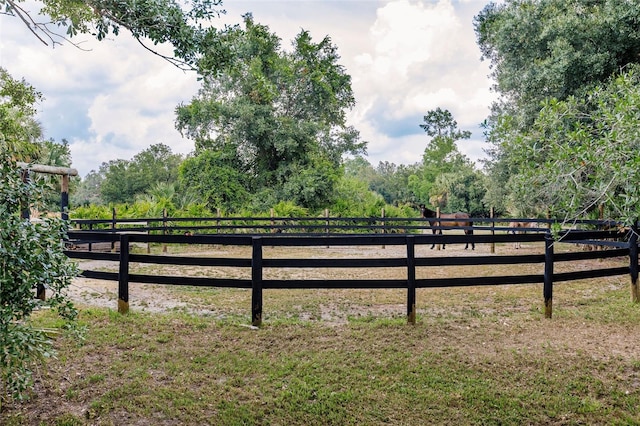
[508,65,640,224]
[0,71,79,404]
[476,0,640,218]
[0,154,80,405]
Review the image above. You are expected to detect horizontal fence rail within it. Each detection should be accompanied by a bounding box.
[63,220,639,326]
[70,214,624,236]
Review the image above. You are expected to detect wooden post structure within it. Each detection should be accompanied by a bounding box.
[406,235,416,324]
[630,221,639,303]
[543,233,554,318]
[325,208,330,248]
[162,208,168,253]
[111,207,117,252]
[490,207,495,254]
[118,234,130,314]
[381,208,386,249]
[251,237,263,327]
[20,169,30,219]
[15,163,78,302]
[60,174,70,220]
[436,207,442,250]
[270,208,276,234]
[16,162,78,219]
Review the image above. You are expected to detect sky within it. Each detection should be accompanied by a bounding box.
[0,0,497,179]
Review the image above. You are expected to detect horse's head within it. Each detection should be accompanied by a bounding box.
[418,204,436,218]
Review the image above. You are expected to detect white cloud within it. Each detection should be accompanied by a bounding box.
[1,0,496,178]
[347,0,496,166]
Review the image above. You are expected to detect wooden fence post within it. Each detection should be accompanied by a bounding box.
[406,235,416,324]
[61,174,69,221]
[20,169,30,219]
[111,207,117,252]
[118,234,130,314]
[381,208,386,249]
[629,221,639,303]
[544,233,554,318]
[490,207,495,254]
[88,222,93,252]
[325,209,330,248]
[270,208,276,234]
[436,207,442,250]
[252,237,263,327]
[162,208,168,253]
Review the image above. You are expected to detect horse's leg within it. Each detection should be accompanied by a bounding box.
[430,228,437,249]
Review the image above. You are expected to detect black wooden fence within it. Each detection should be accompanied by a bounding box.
[64,219,638,326]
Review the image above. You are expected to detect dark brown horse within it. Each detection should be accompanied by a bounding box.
[419,204,474,250]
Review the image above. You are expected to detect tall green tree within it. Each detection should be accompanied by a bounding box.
[0,68,42,160]
[370,161,417,206]
[419,108,471,182]
[409,107,479,211]
[72,168,103,206]
[509,66,640,223]
[178,148,249,212]
[475,0,640,217]
[430,170,487,216]
[475,0,640,127]
[176,14,365,211]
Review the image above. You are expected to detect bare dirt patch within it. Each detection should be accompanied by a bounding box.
[64,240,629,322]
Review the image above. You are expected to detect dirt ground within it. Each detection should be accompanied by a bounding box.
[63,240,629,320]
[64,242,492,310]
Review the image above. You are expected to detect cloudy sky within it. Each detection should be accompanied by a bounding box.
[1,0,497,178]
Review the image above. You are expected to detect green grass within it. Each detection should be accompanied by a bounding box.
[3,279,640,425]
[4,244,640,425]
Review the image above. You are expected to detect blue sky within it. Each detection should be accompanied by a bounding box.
[1,0,496,178]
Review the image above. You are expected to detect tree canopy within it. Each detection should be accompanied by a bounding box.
[509,66,640,222]
[176,15,365,211]
[475,0,640,126]
[0,68,43,159]
[95,143,183,205]
[408,108,485,215]
[2,0,224,70]
[475,0,640,219]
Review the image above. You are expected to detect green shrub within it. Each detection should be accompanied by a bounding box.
[0,155,79,404]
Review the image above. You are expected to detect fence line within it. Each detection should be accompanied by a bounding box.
[70,213,619,237]
[64,225,637,326]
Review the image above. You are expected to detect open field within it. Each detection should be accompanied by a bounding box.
[3,241,640,425]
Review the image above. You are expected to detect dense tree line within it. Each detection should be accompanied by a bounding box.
[7,0,640,223]
[70,105,487,218]
[476,0,640,222]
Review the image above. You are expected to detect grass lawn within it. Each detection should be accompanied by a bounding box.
[2,242,640,425]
